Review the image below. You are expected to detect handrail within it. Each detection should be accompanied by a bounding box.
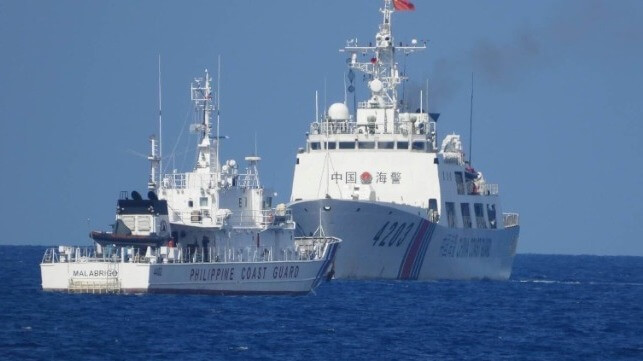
[41,237,335,266]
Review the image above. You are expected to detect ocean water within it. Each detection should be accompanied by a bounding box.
[1,246,642,361]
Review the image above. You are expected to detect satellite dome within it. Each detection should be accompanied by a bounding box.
[369,79,383,93]
[328,102,350,121]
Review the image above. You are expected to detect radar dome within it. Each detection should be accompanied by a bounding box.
[328,103,350,121]
[369,79,383,93]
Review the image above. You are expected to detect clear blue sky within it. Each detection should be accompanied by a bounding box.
[1,0,642,255]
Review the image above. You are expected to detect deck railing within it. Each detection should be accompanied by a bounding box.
[41,237,334,267]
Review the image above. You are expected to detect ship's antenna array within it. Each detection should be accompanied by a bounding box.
[340,0,426,125]
[158,54,163,186]
[469,72,474,164]
[217,55,222,174]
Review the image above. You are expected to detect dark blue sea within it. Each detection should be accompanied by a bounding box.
[1,246,642,360]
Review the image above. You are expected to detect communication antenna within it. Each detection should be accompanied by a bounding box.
[469,72,474,164]
[217,55,222,173]
[158,54,163,186]
[315,90,319,122]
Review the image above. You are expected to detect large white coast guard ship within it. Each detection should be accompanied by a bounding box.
[289,0,520,280]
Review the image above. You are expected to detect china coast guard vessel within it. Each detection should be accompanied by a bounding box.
[40,70,340,295]
[289,0,519,280]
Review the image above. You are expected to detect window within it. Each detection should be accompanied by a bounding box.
[397,141,408,150]
[487,204,497,229]
[310,142,321,150]
[378,141,395,149]
[137,216,151,232]
[358,142,375,149]
[122,215,135,230]
[188,200,194,208]
[455,172,465,195]
[412,141,426,151]
[428,198,439,222]
[474,203,486,229]
[200,197,208,207]
[445,202,456,228]
[238,198,243,208]
[460,203,472,228]
[339,142,355,149]
[327,142,337,149]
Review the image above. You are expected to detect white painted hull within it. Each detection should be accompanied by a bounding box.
[41,253,337,295]
[290,199,519,280]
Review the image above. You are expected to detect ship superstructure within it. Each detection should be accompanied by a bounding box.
[155,70,285,250]
[290,0,520,280]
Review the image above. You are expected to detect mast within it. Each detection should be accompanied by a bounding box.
[147,135,160,190]
[340,0,425,128]
[158,55,163,186]
[190,70,217,174]
[469,72,474,164]
[216,56,221,175]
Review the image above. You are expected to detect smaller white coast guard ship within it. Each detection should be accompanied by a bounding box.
[40,68,340,295]
[40,187,339,295]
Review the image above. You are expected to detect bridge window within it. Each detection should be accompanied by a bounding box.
[460,203,472,228]
[358,141,375,149]
[474,203,486,229]
[339,142,355,149]
[445,202,456,228]
[310,142,321,150]
[412,141,426,151]
[200,197,208,207]
[455,172,465,195]
[378,141,394,149]
[326,142,336,149]
[397,141,408,150]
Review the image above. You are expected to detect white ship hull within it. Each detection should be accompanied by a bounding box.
[41,245,338,295]
[290,199,519,280]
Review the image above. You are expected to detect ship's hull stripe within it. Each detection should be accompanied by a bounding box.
[410,222,437,279]
[398,220,431,279]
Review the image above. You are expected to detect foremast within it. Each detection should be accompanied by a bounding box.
[341,0,425,117]
[190,70,219,174]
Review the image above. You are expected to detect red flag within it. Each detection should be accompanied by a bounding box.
[393,0,415,11]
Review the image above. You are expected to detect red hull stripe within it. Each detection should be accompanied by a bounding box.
[399,220,429,279]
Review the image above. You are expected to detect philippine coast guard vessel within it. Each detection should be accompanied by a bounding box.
[40,197,339,295]
[289,0,519,280]
[40,69,340,295]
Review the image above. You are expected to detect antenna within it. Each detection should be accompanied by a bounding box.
[343,72,347,104]
[158,54,163,186]
[425,78,429,116]
[315,90,319,122]
[217,55,221,173]
[469,72,474,164]
[323,76,327,117]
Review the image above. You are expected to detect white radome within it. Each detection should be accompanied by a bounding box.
[369,79,383,93]
[328,102,350,121]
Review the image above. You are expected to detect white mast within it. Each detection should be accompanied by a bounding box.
[340,0,425,119]
[216,55,221,175]
[147,135,160,190]
[190,70,217,173]
[158,54,163,187]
